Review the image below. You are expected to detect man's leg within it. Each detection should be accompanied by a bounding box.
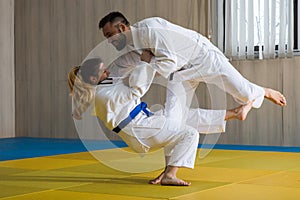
[149,100,255,185]
[186,100,254,133]
[163,80,194,131]
[160,125,199,186]
[173,51,286,108]
[165,79,256,134]
[148,157,168,184]
[161,165,191,186]
[209,55,286,107]
[145,124,199,186]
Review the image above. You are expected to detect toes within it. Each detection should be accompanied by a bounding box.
[281,101,287,106]
[161,180,191,186]
[161,177,191,186]
[149,179,160,185]
[281,97,287,106]
[278,97,287,106]
[181,181,191,186]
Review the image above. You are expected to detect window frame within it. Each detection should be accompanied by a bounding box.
[295,0,299,50]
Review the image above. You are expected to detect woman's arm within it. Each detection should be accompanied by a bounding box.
[112,51,156,105]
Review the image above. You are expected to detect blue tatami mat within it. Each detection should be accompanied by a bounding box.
[0,137,299,161]
[200,143,300,153]
[0,137,127,161]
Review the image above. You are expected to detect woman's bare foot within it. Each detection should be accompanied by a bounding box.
[149,171,165,185]
[161,176,191,186]
[264,88,287,106]
[225,100,254,121]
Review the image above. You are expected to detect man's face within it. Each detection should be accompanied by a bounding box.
[102,22,127,51]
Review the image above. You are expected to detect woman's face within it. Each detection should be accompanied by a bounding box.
[91,63,110,84]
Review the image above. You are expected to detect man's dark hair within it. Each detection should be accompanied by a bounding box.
[99,11,130,29]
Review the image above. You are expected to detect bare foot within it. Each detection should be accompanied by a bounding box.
[225,100,254,121]
[161,176,191,186]
[149,171,165,185]
[235,100,254,121]
[264,88,287,106]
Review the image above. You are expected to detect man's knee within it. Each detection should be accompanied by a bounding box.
[184,126,199,143]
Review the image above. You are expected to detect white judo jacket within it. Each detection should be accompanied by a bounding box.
[130,17,265,108]
[130,17,221,79]
[94,63,167,153]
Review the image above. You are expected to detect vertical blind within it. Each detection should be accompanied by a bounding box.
[211,0,294,60]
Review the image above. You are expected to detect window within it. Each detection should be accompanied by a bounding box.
[250,1,283,47]
[211,0,294,60]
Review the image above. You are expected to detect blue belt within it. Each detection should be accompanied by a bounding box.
[112,102,153,133]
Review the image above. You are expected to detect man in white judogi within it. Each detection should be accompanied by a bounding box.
[98,11,287,184]
[99,12,286,110]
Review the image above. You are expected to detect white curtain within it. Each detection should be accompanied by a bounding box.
[211,0,294,60]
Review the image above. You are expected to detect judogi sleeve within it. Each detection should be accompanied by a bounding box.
[140,28,180,79]
[119,62,156,104]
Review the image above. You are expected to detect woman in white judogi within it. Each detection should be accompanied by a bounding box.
[69,58,200,186]
[68,56,252,186]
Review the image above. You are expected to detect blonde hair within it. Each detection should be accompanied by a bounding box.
[68,66,95,119]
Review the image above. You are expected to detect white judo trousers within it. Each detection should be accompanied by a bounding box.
[165,80,226,134]
[172,38,265,109]
[121,112,199,169]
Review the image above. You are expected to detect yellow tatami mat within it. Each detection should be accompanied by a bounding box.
[1,148,300,200]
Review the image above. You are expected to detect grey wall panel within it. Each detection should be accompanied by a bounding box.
[14,0,209,139]
[15,81,29,137]
[0,0,15,138]
[282,57,300,146]
[13,0,300,147]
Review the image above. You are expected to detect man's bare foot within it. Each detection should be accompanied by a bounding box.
[264,88,287,106]
[235,100,254,120]
[161,176,191,186]
[225,100,254,121]
[149,171,165,185]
